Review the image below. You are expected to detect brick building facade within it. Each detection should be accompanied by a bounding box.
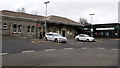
[0,10,83,39]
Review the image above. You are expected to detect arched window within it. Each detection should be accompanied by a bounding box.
[13,24,17,32]
[31,26,35,33]
[3,23,7,29]
[18,25,22,33]
[27,25,30,33]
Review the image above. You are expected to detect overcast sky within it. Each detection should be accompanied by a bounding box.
[0,0,119,24]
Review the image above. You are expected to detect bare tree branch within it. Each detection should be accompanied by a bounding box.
[17,8,26,13]
[79,18,89,24]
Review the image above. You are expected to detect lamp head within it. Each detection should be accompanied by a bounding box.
[89,13,94,15]
[44,1,50,4]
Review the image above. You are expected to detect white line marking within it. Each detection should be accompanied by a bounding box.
[64,48,74,50]
[22,50,34,53]
[97,48,105,49]
[45,49,55,51]
[111,49,118,50]
[0,53,7,56]
[81,47,89,49]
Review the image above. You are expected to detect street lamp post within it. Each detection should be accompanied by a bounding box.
[44,1,50,34]
[89,13,94,36]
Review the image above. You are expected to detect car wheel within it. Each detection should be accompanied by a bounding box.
[86,39,89,42]
[45,37,48,41]
[76,38,79,41]
[55,39,58,42]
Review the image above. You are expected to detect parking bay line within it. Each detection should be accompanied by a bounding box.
[0,53,7,56]
[64,48,74,50]
[22,50,35,53]
[81,47,90,49]
[111,49,118,51]
[97,47,105,50]
[45,49,56,51]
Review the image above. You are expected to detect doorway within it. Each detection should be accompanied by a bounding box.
[62,30,66,37]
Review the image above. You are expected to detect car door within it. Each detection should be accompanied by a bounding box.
[79,35,83,40]
[48,34,54,41]
[82,35,86,41]
[46,34,51,40]
[79,35,85,41]
[50,34,55,41]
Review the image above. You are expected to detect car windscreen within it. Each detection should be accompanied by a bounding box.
[83,35,90,37]
[46,34,54,36]
[55,34,63,37]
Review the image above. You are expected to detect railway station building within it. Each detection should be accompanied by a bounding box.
[0,10,83,39]
[0,10,119,39]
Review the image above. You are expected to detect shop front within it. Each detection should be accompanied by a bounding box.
[94,28,118,38]
[93,23,120,38]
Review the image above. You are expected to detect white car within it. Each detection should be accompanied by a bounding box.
[75,34,95,42]
[45,32,67,43]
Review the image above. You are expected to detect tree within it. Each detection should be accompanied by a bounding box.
[79,18,89,24]
[17,8,26,13]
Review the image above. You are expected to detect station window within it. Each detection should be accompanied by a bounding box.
[27,25,30,33]
[13,24,17,32]
[31,26,35,33]
[2,23,8,29]
[18,25,22,33]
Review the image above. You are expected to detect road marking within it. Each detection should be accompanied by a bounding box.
[0,53,7,56]
[81,47,89,49]
[111,39,120,40]
[111,49,118,51]
[97,48,105,50]
[22,50,34,53]
[45,49,55,51]
[31,41,45,44]
[64,48,74,50]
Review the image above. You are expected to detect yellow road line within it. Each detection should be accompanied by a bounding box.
[111,39,120,40]
[31,41,62,44]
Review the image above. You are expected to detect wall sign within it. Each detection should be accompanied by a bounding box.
[96,28,114,30]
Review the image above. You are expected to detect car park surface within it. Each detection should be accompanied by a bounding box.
[1,37,119,67]
[2,37,119,54]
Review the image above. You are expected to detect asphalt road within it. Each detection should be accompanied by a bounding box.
[1,38,119,67]
[2,48,118,66]
[2,38,119,54]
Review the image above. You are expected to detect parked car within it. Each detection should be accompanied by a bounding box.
[45,32,67,43]
[75,34,95,42]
